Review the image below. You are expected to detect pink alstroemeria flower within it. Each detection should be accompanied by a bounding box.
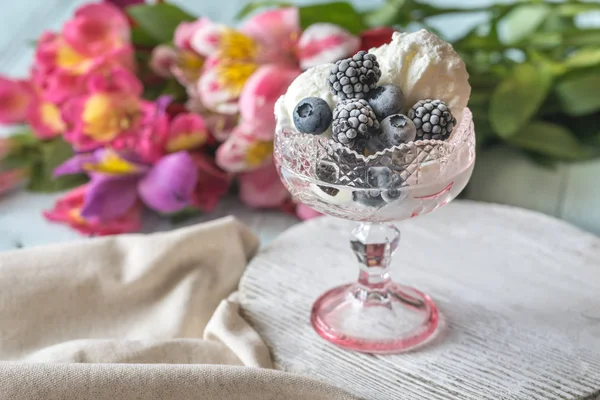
[297,23,360,70]
[216,64,298,173]
[61,67,151,151]
[165,113,208,153]
[238,161,289,208]
[149,45,178,78]
[216,122,273,173]
[238,64,300,139]
[0,77,33,124]
[63,2,130,57]
[189,9,301,115]
[190,153,230,212]
[104,0,144,10]
[26,99,66,139]
[0,169,26,197]
[174,19,208,51]
[44,184,142,236]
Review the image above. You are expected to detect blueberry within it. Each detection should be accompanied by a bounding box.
[381,174,404,203]
[293,97,333,135]
[352,189,386,208]
[365,136,386,154]
[379,114,417,147]
[366,84,404,120]
[366,166,392,188]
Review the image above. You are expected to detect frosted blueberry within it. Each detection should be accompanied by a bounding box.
[366,84,404,120]
[293,97,333,135]
[378,114,417,148]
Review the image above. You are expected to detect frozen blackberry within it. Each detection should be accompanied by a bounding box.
[408,99,456,141]
[332,99,379,148]
[328,51,381,100]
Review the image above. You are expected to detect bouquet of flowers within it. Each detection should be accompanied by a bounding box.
[0,0,394,235]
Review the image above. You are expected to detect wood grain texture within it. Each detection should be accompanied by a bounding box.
[240,201,600,399]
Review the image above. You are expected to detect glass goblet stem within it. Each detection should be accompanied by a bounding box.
[351,222,400,291]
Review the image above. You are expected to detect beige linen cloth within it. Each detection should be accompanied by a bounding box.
[0,217,357,400]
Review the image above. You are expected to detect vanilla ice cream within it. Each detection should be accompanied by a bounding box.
[276,29,470,133]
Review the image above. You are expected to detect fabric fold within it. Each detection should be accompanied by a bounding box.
[0,217,360,399]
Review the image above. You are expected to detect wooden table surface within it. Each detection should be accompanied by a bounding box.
[241,202,600,400]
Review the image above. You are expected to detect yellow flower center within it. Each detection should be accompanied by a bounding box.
[218,29,257,61]
[245,140,273,167]
[56,43,93,75]
[83,149,139,175]
[69,208,87,224]
[41,102,65,133]
[166,132,207,153]
[216,62,258,97]
[82,94,139,142]
[213,29,259,96]
[176,50,205,82]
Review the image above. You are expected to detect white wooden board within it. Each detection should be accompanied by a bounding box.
[240,201,600,399]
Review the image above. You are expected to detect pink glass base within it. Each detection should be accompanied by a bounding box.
[311,282,439,353]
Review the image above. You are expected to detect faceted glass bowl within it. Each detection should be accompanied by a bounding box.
[274,108,475,353]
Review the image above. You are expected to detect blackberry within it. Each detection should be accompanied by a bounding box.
[408,99,456,141]
[328,51,381,100]
[332,99,379,148]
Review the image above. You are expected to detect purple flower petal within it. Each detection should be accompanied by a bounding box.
[138,152,198,213]
[156,95,173,113]
[53,152,97,177]
[81,174,140,222]
[104,0,145,9]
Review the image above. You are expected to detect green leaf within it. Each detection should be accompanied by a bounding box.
[127,3,196,43]
[500,4,550,44]
[27,138,87,192]
[166,206,202,224]
[130,26,159,47]
[563,29,600,46]
[556,72,600,116]
[299,2,367,35]
[363,0,406,28]
[508,121,593,160]
[235,1,292,21]
[558,3,600,17]
[564,48,600,69]
[489,62,553,138]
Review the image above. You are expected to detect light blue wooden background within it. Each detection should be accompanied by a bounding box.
[1,0,599,245]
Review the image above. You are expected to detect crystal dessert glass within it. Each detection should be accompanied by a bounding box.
[274,108,475,353]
